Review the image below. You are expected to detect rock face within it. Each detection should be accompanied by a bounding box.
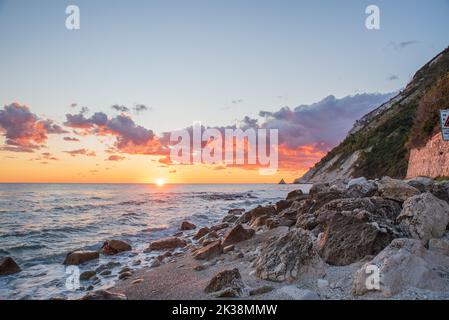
[256,229,326,282]
[80,290,127,300]
[397,192,449,244]
[0,257,21,276]
[222,224,255,247]
[100,240,132,255]
[317,197,403,265]
[204,268,244,297]
[376,177,420,202]
[353,238,449,297]
[194,241,222,260]
[147,237,187,251]
[180,221,196,231]
[63,251,99,265]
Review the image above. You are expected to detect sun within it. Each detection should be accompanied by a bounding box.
[155,178,166,186]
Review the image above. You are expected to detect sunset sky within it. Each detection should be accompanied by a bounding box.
[1,0,449,183]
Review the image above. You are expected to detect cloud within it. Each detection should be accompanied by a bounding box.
[388,40,419,51]
[388,74,399,81]
[64,111,164,155]
[106,155,126,161]
[133,104,150,113]
[0,103,67,152]
[63,136,80,142]
[64,149,96,157]
[111,104,129,112]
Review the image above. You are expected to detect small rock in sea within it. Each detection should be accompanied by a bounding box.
[149,259,161,268]
[180,221,196,230]
[80,290,127,300]
[194,241,223,260]
[223,245,235,254]
[278,178,286,185]
[79,270,96,281]
[210,223,229,232]
[228,208,245,215]
[132,259,141,266]
[131,278,144,285]
[119,267,132,274]
[118,271,132,280]
[173,231,183,237]
[0,256,21,276]
[193,227,210,240]
[146,237,187,251]
[204,268,244,297]
[249,285,274,296]
[100,239,132,256]
[222,214,239,224]
[87,285,94,291]
[63,251,99,266]
[99,270,112,276]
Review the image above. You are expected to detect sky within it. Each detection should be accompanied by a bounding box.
[0,0,448,183]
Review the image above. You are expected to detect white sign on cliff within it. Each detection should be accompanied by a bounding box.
[440,110,449,141]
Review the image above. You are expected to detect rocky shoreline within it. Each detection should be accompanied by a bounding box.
[3,177,449,300]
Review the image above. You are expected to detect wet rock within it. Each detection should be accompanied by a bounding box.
[0,257,21,276]
[180,221,196,231]
[80,290,127,300]
[119,271,132,280]
[210,223,229,232]
[223,245,235,254]
[228,208,245,215]
[317,197,403,265]
[204,268,244,297]
[193,227,210,240]
[397,192,449,244]
[194,241,222,260]
[146,237,187,251]
[222,214,239,224]
[376,176,420,202]
[99,270,111,276]
[63,251,99,265]
[79,270,96,281]
[256,228,326,282]
[132,259,141,266]
[222,224,255,247]
[353,238,449,297]
[249,285,274,296]
[100,239,132,255]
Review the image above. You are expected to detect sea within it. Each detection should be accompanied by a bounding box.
[0,183,311,300]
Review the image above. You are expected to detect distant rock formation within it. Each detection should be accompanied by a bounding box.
[278,179,286,184]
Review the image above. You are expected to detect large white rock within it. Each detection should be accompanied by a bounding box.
[353,238,449,297]
[397,192,449,244]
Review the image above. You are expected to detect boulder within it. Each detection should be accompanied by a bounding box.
[180,221,196,231]
[0,257,21,276]
[194,241,222,260]
[429,234,449,255]
[316,197,403,265]
[353,238,449,297]
[222,224,255,247]
[63,251,99,265]
[204,268,244,297]
[146,237,187,251]
[222,214,239,224]
[236,205,276,225]
[79,270,96,281]
[346,177,378,198]
[430,181,449,203]
[100,239,132,255]
[397,192,449,244]
[256,228,326,282]
[406,176,435,193]
[193,227,210,240]
[80,290,127,300]
[210,223,229,231]
[376,176,420,202]
[286,189,304,201]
